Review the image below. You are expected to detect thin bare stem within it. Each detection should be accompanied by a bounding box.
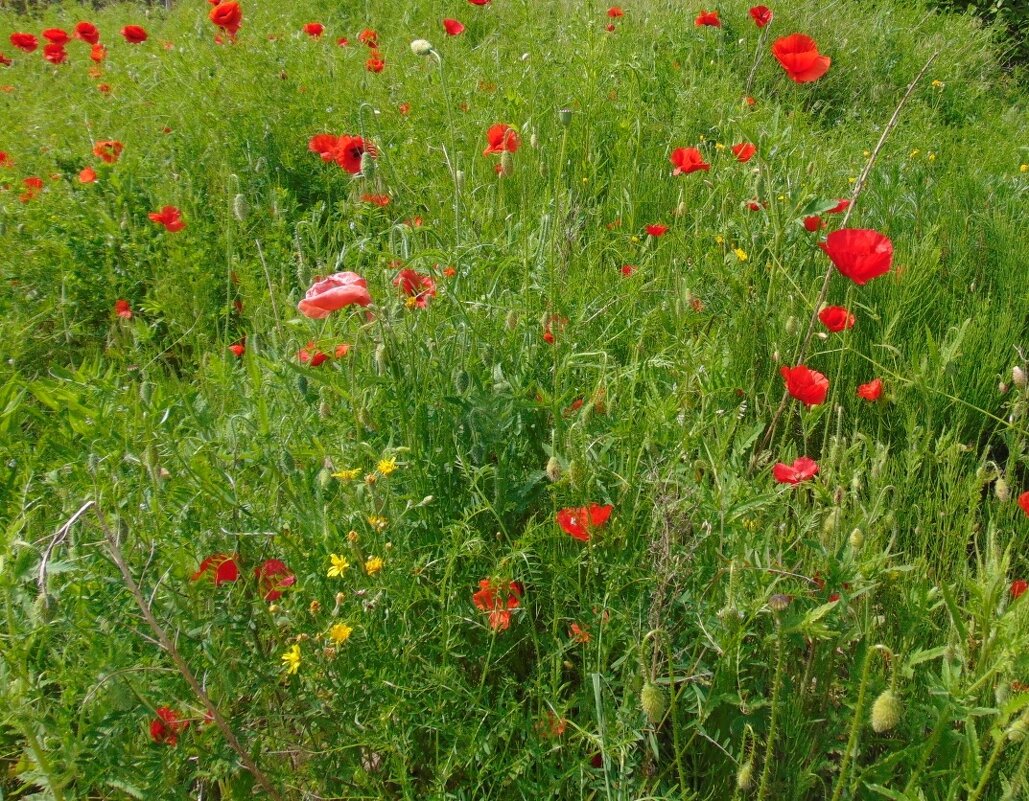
[753,51,939,462]
[93,507,285,801]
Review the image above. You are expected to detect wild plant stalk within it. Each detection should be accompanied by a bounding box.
[754,51,939,461]
[969,727,1008,801]
[903,705,949,795]
[829,647,876,801]
[93,507,285,801]
[743,20,772,98]
[756,620,786,801]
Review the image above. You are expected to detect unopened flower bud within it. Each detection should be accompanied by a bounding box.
[640,681,667,725]
[359,151,376,180]
[567,460,584,488]
[674,200,687,218]
[505,310,519,330]
[996,477,1010,502]
[530,132,539,149]
[1014,366,1027,390]
[232,193,249,221]
[374,343,387,375]
[319,399,331,418]
[785,316,799,336]
[499,151,514,176]
[1008,713,1029,742]
[736,760,754,791]
[546,456,562,482]
[849,528,864,549]
[870,689,902,733]
[410,39,434,56]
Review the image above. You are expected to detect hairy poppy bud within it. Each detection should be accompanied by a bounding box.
[849,528,864,549]
[232,193,249,221]
[1014,366,1027,390]
[567,460,584,488]
[674,201,687,218]
[317,467,333,488]
[736,760,754,791]
[640,681,667,724]
[546,456,562,482]
[410,39,434,56]
[530,132,539,149]
[822,508,840,536]
[319,400,331,418]
[1008,713,1029,742]
[996,477,1010,502]
[785,315,799,336]
[499,150,514,176]
[870,689,901,733]
[374,343,387,375]
[455,170,465,189]
[359,151,375,180]
[505,310,519,329]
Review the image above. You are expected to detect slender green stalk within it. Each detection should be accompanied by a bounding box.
[829,648,875,801]
[757,624,786,801]
[903,705,949,795]
[969,732,1007,801]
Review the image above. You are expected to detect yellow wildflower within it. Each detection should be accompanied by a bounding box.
[909,149,920,158]
[327,554,350,578]
[365,556,384,576]
[333,468,361,481]
[714,142,726,151]
[1021,164,1029,173]
[931,79,944,89]
[368,515,388,531]
[328,623,353,645]
[404,296,418,309]
[733,248,748,262]
[714,234,724,245]
[281,643,301,675]
[376,457,398,476]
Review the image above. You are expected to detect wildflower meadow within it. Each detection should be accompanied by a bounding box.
[1,0,1029,797]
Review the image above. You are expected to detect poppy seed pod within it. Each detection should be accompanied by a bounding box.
[1014,366,1027,390]
[640,681,667,724]
[870,689,902,733]
[558,108,573,126]
[768,593,791,612]
[410,38,434,56]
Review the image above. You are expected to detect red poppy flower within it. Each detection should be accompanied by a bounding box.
[121,25,148,43]
[605,23,616,31]
[228,342,245,358]
[114,298,132,318]
[443,18,465,35]
[472,579,522,631]
[828,198,850,214]
[670,147,710,175]
[42,28,70,46]
[1020,492,1029,518]
[780,364,829,406]
[746,200,764,212]
[820,228,893,285]
[0,152,10,168]
[42,44,67,64]
[365,53,385,73]
[772,456,819,484]
[771,34,830,83]
[695,10,721,27]
[732,142,757,162]
[148,205,185,232]
[394,269,437,308]
[92,140,123,164]
[1012,579,1028,600]
[483,123,520,155]
[570,623,591,643]
[303,22,324,37]
[358,28,378,47]
[191,553,240,585]
[856,378,883,401]
[749,5,773,27]
[150,707,188,746]
[10,33,38,52]
[90,43,106,62]
[361,193,390,206]
[298,272,372,318]
[803,215,824,232]
[542,314,567,344]
[309,134,375,174]
[621,264,637,276]
[398,102,411,115]
[817,305,854,332]
[19,176,43,203]
[0,53,10,67]
[337,37,349,46]
[209,1,242,36]
[556,503,613,542]
[646,224,668,237]
[608,6,624,17]
[254,559,295,601]
[78,166,96,183]
[74,22,100,44]
[297,341,329,366]
[468,0,491,5]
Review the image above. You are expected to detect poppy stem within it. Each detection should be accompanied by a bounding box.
[752,51,939,465]
[744,25,771,97]
[94,507,286,801]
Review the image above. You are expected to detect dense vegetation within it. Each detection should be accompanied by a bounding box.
[1,0,1028,798]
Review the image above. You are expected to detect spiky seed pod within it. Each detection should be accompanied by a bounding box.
[849,528,865,549]
[640,681,667,725]
[996,477,1010,502]
[1014,366,1027,390]
[736,760,754,791]
[870,690,902,733]
[232,193,249,221]
[545,456,562,482]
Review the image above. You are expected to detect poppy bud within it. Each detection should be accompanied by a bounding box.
[499,151,514,176]
[232,193,249,221]
[140,381,153,405]
[558,108,573,126]
[996,477,1010,502]
[1007,713,1029,742]
[546,456,562,482]
[505,310,519,329]
[822,508,840,536]
[453,368,470,394]
[530,132,539,149]
[319,400,331,418]
[674,201,687,218]
[455,170,465,189]
[849,528,864,549]
[640,681,667,724]
[736,760,754,791]
[410,39,434,56]
[870,689,901,733]
[785,316,799,336]
[1014,366,1027,390]
[567,460,584,488]
[374,343,387,375]
[317,467,333,488]
[359,151,376,180]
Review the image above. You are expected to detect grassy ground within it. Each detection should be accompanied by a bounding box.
[1,0,1029,798]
